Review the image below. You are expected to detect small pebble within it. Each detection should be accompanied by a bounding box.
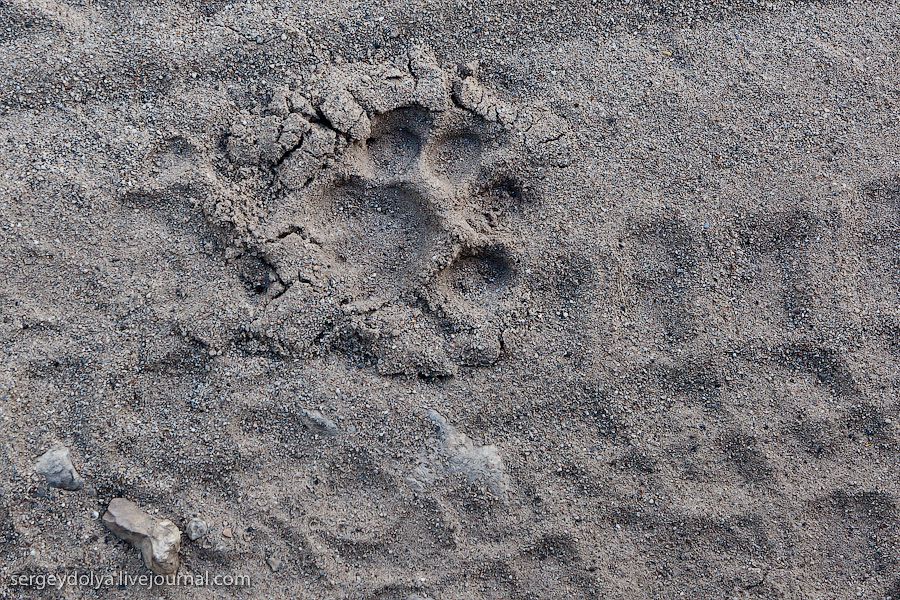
[266,555,283,572]
[186,517,209,541]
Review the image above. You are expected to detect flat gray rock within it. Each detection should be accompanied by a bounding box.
[426,409,511,496]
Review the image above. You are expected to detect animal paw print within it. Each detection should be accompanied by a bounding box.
[224,47,569,376]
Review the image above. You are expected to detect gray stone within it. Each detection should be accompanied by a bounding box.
[300,409,339,435]
[185,517,208,541]
[34,445,83,491]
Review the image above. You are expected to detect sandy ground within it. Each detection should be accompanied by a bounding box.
[0,0,898,598]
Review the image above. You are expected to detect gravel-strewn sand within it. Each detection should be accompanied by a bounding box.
[1,1,898,598]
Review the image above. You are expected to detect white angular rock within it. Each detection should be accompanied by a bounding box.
[102,498,181,575]
[34,445,83,491]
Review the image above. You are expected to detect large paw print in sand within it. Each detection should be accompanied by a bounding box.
[224,47,569,376]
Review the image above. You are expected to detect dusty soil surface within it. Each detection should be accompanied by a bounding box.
[0,1,898,598]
